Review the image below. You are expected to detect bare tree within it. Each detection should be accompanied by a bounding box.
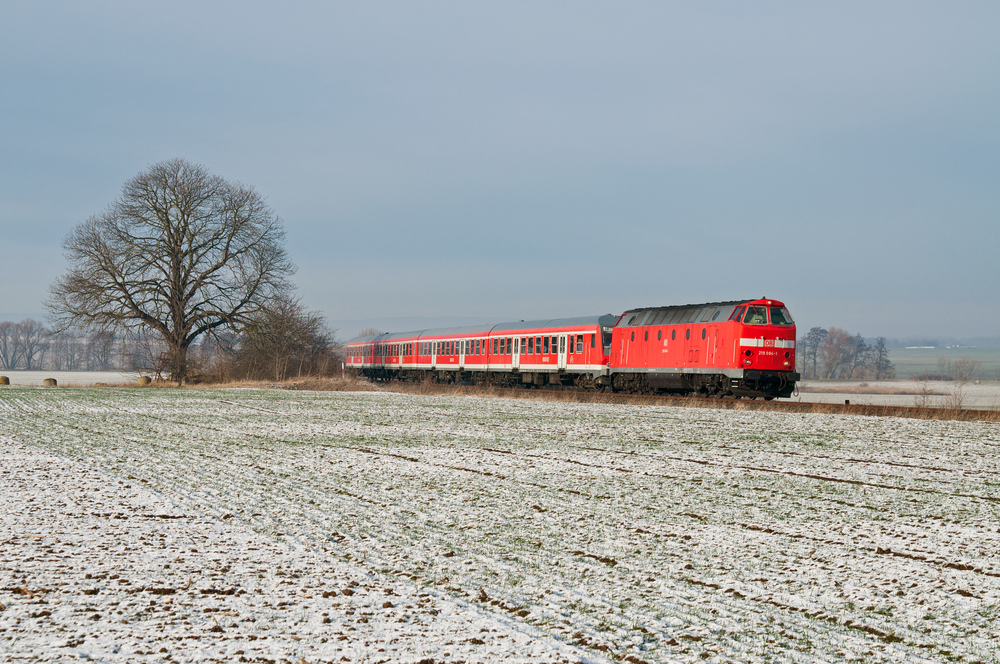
[48,329,86,371]
[86,330,116,371]
[953,357,982,382]
[13,319,50,370]
[228,295,334,381]
[870,337,890,379]
[819,327,856,379]
[0,321,15,370]
[847,333,870,379]
[47,159,294,383]
[800,327,828,379]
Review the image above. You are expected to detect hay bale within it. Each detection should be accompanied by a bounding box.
[138,376,152,386]
[0,376,9,385]
[42,378,58,387]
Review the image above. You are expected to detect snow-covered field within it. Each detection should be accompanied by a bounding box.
[2,387,999,663]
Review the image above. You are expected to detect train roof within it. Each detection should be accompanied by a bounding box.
[347,314,616,344]
[618,297,787,327]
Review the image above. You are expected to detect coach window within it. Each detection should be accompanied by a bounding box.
[575,335,583,353]
[521,337,526,354]
[543,337,549,354]
[527,336,533,354]
[590,333,595,348]
[569,337,574,354]
[534,336,540,353]
[551,336,558,352]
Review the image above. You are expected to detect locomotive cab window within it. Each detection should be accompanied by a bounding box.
[743,306,767,325]
[769,306,795,326]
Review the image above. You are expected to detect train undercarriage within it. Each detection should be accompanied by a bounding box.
[351,367,797,399]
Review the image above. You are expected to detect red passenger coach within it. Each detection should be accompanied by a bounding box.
[610,298,798,398]
[345,297,799,399]
[345,315,617,388]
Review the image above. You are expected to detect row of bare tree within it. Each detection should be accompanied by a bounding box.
[0,319,59,370]
[1,320,137,372]
[798,327,894,380]
[1,296,340,381]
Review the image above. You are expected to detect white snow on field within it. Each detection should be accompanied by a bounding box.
[0,437,593,663]
[1,387,999,663]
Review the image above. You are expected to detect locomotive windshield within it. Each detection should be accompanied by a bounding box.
[743,306,767,325]
[769,306,795,326]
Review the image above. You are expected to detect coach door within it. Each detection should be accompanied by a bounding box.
[459,339,466,368]
[557,335,567,369]
[512,337,520,370]
[431,340,437,368]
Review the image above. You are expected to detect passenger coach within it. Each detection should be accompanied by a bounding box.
[345,315,617,388]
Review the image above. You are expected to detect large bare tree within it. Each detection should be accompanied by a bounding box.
[48,159,294,383]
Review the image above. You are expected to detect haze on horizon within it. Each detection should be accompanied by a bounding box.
[2,2,997,341]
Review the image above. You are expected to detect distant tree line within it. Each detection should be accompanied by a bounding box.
[0,305,342,382]
[798,327,894,380]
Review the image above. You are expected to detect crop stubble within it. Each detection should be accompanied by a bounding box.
[1,388,998,663]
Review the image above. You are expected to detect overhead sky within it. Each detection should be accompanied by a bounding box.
[2,2,998,340]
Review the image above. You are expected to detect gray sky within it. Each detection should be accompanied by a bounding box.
[2,2,998,340]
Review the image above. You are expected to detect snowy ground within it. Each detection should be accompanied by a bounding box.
[0,437,589,663]
[1,387,999,663]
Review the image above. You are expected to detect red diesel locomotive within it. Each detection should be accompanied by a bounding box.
[345,297,799,399]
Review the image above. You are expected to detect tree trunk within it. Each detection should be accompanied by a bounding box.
[171,344,189,385]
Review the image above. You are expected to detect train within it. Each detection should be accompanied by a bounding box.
[345,297,800,399]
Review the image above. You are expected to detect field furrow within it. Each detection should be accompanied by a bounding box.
[1,387,998,663]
